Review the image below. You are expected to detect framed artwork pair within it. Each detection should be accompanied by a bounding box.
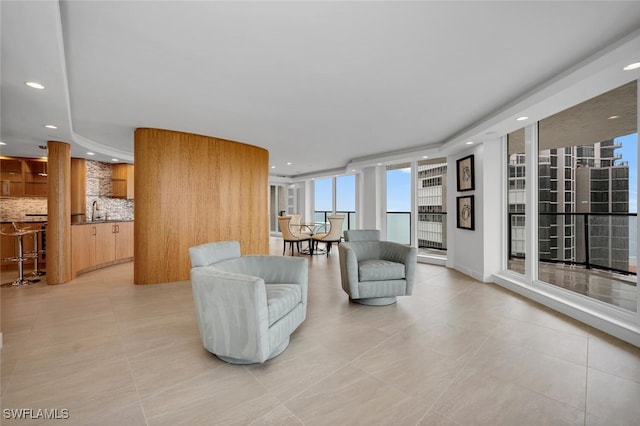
[456,155,475,230]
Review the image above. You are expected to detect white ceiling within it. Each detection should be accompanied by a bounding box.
[2,1,640,178]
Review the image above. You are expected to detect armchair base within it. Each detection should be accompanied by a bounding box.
[216,337,290,364]
[352,296,397,306]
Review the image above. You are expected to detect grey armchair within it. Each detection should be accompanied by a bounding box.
[189,241,308,364]
[338,230,417,306]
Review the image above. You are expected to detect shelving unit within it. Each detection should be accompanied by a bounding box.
[0,157,48,197]
[24,159,48,197]
[1,158,25,196]
[111,163,134,199]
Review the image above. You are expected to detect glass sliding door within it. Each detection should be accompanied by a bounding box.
[417,158,447,256]
[314,177,333,228]
[336,174,356,232]
[386,163,411,244]
[270,184,287,232]
[507,129,526,274]
[537,81,638,312]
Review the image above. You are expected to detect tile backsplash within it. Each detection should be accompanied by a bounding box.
[0,197,47,220]
[85,160,134,221]
[0,160,134,221]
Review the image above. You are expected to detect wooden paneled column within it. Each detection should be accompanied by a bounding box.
[134,128,269,285]
[70,158,86,224]
[46,141,72,284]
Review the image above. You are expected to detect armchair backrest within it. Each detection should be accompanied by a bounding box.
[189,240,241,267]
[344,229,381,242]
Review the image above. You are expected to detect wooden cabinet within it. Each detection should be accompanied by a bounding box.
[112,164,134,199]
[71,223,97,273]
[1,158,25,196]
[71,221,134,275]
[95,223,117,265]
[0,157,48,197]
[24,159,48,196]
[114,221,134,259]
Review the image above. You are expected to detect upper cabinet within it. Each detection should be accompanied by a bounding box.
[1,157,48,197]
[112,163,134,199]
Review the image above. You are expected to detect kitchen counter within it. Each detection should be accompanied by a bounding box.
[1,218,48,224]
[72,219,133,225]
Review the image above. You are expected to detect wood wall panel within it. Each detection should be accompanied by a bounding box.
[46,141,72,284]
[70,158,86,224]
[134,128,269,285]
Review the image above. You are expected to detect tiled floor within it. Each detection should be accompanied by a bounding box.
[1,237,639,425]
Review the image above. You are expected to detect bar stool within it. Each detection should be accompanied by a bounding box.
[1,223,39,286]
[13,222,46,277]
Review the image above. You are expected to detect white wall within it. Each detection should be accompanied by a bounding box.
[447,139,503,282]
[359,165,385,231]
[447,147,483,280]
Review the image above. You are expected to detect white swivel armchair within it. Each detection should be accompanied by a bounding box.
[189,241,308,364]
[338,230,417,306]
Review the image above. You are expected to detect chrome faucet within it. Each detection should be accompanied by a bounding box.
[91,200,99,221]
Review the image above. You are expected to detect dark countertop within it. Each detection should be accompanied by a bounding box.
[72,219,134,225]
[1,218,48,224]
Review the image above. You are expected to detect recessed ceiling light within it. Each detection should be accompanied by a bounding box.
[25,81,45,90]
[286,162,292,166]
[516,116,528,121]
[465,141,474,145]
[623,62,640,71]
[608,115,620,120]
[0,141,6,146]
[271,165,276,169]
[112,158,119,162]
[44,124,58,129]
[87,152,95,156]
[422,155,429,159]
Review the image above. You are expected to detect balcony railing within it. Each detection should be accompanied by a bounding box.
[508,212,638,276]
[314,210,356,234]
[386,211,411,245]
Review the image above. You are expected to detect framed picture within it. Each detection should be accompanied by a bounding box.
[456,154,475,192]
[457,195,474,230]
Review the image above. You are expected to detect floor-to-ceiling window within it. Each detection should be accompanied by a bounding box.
[269,184,287,232]
[507,128,526,274]
[336,174,356,232]
[314,177,332,226]
[537,80,638,312]
[416,158,447,256]
[386,163,411,244]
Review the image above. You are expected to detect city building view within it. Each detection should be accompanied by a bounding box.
[417,160,448,255]
[505,80,638,311]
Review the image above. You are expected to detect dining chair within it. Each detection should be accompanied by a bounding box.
[289,213,312,236]
[311,214,345,256]
[278,215,312,255]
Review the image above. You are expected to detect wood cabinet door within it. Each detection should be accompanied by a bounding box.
[72,225,96,274]
[94,223,116,265]
[112,164,134,199]
[114,222,134,260]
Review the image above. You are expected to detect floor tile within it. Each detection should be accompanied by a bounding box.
[0,236,638,425]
